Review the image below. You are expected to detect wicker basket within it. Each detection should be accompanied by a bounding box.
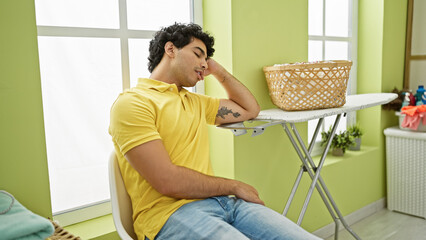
[263,60,352,111]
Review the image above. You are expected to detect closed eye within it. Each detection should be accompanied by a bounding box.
[193,47,206,59]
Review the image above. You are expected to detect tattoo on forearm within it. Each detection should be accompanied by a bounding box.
[216,107,241,119]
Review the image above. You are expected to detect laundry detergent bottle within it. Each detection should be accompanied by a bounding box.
[416,85,425,105]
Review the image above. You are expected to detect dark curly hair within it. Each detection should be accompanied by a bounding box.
[148,23,215,73]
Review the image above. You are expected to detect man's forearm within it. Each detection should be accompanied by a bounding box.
[212,69,260,117]
[160,164,263,205]
[160,165,235,198]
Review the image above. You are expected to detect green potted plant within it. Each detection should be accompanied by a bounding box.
[321,127,356,156]
[347,124,363,151]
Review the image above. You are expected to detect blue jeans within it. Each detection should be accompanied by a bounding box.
[148,196,322,240]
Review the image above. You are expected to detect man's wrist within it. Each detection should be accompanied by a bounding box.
[212,69,228,83]
[226,179,240,195]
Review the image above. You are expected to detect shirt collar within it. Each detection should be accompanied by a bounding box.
[137,78,189,95]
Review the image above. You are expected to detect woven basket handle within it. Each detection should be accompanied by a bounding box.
[263,60,352,71]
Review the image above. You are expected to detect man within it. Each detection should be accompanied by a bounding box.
[109,23,321,240]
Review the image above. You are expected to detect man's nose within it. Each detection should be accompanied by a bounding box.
[201,59,208,70]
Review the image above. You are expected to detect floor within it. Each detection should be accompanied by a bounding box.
[324,209,426,240]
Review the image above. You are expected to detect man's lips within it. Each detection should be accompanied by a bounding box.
[195,70,204,80]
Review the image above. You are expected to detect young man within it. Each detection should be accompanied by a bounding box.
[109,23,321,240]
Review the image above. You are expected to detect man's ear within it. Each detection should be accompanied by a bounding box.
[164,41,175,58]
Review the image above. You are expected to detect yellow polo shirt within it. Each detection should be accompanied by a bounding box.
[109,78,220,239]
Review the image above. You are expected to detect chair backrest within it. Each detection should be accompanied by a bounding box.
[108,152,137,240]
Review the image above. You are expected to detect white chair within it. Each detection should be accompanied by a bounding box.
[109,152,137,240]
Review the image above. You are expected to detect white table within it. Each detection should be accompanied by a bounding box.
[219,93,397,240]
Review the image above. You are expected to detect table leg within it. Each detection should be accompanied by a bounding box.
[291,115,341,224]
[283,167,304,216]
[281,115,361,240]
[281,121,340,227]
[282,118,324,216]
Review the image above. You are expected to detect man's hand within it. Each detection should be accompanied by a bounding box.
[204,58,225,77]
[233,181,265,205]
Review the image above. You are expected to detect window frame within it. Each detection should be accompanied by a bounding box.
[36,0,203,226]
[308,0,358,157]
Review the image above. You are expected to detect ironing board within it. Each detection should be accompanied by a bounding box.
[218,93,397,240]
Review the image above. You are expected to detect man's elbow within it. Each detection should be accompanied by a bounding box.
[155,182,171,196]
[155,182,181,198]
[248,104,261,119]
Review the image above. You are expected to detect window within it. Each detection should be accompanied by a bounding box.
[308,0,358,155]
[35,0,202,226]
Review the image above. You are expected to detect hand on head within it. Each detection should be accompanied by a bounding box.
[203,58,228,80]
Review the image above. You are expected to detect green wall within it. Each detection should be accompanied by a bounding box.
[204,0,235,179]
[381,0,407,128]
[357,0,407,207]
[0,0,52,218]
[358,0,407,143]
[230,0,311,225]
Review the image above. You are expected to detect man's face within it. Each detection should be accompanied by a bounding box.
[172,38,208,88]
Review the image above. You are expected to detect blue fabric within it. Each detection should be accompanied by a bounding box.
[148,196,322,240]
[0,191,54,240]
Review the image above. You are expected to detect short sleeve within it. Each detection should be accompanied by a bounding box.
[109,92,161,155]
[193,93,220,125]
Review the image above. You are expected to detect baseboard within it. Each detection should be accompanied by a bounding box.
[313,198,386,239]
